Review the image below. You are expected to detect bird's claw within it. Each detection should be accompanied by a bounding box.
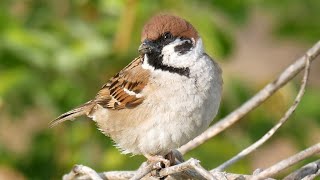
[146,155,171,168]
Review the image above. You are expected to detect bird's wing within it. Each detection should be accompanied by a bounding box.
[50,56,149,127]
[94,56,150,110]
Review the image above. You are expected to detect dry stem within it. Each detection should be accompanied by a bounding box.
[214,54,312,171]
[252,143,320,180]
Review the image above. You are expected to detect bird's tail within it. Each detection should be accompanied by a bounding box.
[49,101,95,128]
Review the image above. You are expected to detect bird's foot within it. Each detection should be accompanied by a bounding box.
[165,151,176,166]
[145,154,171,168]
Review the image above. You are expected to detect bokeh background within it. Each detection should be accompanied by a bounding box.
[0,0,320,179]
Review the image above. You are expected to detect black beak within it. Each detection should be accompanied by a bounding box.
[138,40,159,54]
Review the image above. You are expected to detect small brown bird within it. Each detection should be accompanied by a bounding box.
[50,14,222,165]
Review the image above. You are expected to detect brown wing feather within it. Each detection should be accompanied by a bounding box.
[51,56,149,127]
[94,56,149,110]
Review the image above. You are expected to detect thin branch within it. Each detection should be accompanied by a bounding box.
[301,170,320,180]
[251,143,320,180]
[179,40,320,155]
[63,160,257,180]
[99,171,136,180]
[129,161,162,180]
[284,159,320,180]
[159,158,217,180]
[63,164,103,180]
[214,54,312,171]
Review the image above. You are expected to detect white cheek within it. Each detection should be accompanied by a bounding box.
[161,38,204,68]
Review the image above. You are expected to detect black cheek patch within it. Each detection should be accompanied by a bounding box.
[174,41,193,54]
[147,53,190,77]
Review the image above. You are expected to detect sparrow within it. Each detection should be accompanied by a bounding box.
[50,14,222,165]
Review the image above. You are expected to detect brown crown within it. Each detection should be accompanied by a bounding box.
[141,14,199,42]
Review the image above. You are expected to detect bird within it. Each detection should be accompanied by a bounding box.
[50,14,222,166]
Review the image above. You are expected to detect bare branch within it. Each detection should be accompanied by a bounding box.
[130,161,163,180]
[251,143,320,180]
[159,158,217,180]
[63,160,257,180]
[99,171,136,180]
[214,54,312,171]
[301,170,320,180]
[179,40,320,155]
[63,164,103,180]
[284,160,320,180]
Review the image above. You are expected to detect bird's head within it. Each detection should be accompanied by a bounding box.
[139,14,205,77]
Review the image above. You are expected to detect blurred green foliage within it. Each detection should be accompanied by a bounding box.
[0,0,319,179]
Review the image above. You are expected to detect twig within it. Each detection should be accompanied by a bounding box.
[62,163,248,180]
[284,159,320,180]
[63,164,103,180]
[67,171,136,180]
[179,40,320,155]
[214,54,312,171]
[159,158,217,180]
[99,171,136,180]
[64,160,256,180]
[129,161,162,180]
[301,170,320,180]
[251,143,320,180]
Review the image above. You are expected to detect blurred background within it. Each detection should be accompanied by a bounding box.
[0,0,320,179]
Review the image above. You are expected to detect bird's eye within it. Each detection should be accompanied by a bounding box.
[163,32,172,39]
